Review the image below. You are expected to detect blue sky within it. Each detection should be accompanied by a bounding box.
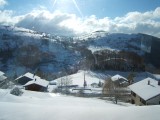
[0,0,160,37]
[3,0,160,18]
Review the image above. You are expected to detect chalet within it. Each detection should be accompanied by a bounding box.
[0,71,7,87]
[15,72,40,85]
[23,78,49,92]
[111,74,128,87]
[129,77,160,105]
[15,72,49,92]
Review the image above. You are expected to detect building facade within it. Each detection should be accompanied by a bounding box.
[129,77,160,105]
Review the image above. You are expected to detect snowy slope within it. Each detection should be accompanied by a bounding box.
[0,25,81,78]
[1,25,159,79]
[75,31,143,54]
[0,89,160,120]
[52,70,159,89]
[53,70,107,87]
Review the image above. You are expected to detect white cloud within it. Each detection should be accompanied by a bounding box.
[0,0,7,7]
[16,10,77,35]
[0,10,21,25]
[112,7,160,37]
[1,6,160,37]
[153,7,160,18]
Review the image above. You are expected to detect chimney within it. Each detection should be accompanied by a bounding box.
[148,80,150,85]
[158,81,160,86]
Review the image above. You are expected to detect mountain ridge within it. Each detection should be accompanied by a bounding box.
[0,25,160,79]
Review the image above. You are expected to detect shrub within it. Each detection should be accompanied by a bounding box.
[10,87,23,96]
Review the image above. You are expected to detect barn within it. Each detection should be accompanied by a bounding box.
[24,78,49,92]
[15,72,41,85]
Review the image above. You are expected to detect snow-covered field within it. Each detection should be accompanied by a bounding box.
[0,89,160,120]
[52,70,157,88]
[53,70,107,87]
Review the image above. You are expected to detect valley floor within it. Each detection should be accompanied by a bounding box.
[0,89,160,120]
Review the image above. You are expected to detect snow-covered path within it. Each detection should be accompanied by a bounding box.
[0,89,160,120]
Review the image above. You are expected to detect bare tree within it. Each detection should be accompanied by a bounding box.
[58,74,72,87]
[102,77,115,95]
[102,77,126,104]
[127,72,136,85]
[57,72,72,94]
[98,80,103,87]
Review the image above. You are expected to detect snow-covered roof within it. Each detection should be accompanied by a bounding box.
[0,71,4,76]
[15,72,48,87]
[153,74,160,80]
[24,78,49,88]
[15,72,40,81]
[23,72,40,80]
[0,76,7,82]
[129,77,160,100]
[111,74,128,82]
[49,81,57,85]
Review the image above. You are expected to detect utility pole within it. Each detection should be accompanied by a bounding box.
[83,71,87,88]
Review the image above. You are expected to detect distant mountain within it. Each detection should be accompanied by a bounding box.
[0,25,160,80]
[75,32,142,54]
[74,31,160,71]
[0,25,83,79]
